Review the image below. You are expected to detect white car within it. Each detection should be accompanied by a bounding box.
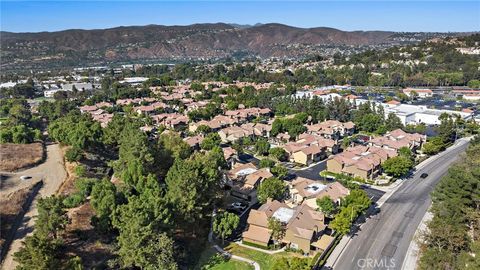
[229,202,248,211]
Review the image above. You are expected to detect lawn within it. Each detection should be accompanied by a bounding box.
[196,246,253,270]
[224,243,307,270]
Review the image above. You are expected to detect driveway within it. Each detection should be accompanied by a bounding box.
[1,143,67,270]
[289,160,327,180]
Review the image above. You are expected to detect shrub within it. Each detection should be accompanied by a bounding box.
[259,158,275,168]
[63,193,85,208]
[74,165,87,177]
[242,240,272,250]
[269,147,288,161]
[75,178,95,197]
[65,147,82,162]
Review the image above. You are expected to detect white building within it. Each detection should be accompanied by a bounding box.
[356,99,473,126]
[402,88,433,98]
[119,77,149,85]
[62,83,94,91]
[463,94,480,101]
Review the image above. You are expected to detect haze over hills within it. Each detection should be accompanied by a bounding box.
[0,23,469,71]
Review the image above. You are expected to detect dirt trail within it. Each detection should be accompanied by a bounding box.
[1,143,67,270]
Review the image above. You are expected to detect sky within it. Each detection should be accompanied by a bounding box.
[1,1,479,33]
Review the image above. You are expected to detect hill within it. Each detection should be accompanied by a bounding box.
[0,23,466,71]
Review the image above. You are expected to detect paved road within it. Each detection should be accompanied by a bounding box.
[1,143,67,270]
[291,160,327,180]
[331,138,470,270]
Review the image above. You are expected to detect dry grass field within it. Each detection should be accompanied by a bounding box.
[0,143,44,172]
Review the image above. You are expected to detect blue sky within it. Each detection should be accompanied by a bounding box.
[1,1,479,33]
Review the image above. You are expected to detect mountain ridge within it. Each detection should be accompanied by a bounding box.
[0,23,469,71]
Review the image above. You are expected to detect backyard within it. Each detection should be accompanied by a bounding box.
[223,243,311,270]
[196,246,254,270]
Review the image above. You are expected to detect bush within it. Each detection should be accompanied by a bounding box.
[269,147,288,161]
[75,178,95,197]
[259,158,275,168]
[74,165,87,177]
[63,193,85,208]
[65,147,83,162]
[242,240,272,250]
[271,165,288,179]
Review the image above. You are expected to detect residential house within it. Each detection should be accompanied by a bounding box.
[183,135,204,149]
[242,200,329,254]
[226,163,273,201]
[326,146,397,180]
[306,120,355,139]
[218,126,254,143]
[369,129,425,152]
[287,177,349,209]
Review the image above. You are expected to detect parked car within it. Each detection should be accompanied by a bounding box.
[420,173,429,179]
[229,202,248,211]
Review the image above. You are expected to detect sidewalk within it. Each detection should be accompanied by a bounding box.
[212,244,260,270]
[401,210,432,270]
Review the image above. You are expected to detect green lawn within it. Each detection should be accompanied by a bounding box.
[196,246,254,270]
[224,243,307,270]
[209,259,253,270]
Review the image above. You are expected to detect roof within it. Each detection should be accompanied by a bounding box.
[316,182,350,202]
[244,168,273,186]
[228,163,257,179]
[247,209,269,227]
[286,204,325,240]
[291,177,327,198]
[272,207,296,223]
[311,234,335,250]
[242,225,271,244]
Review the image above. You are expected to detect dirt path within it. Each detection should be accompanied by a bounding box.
[1,143,67,270]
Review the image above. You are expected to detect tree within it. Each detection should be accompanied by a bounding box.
[200,132,221,150]
[90,179,117,233]
[159,132,192,160]
[36,196,68,240]
[385,112,404,131]
[271,165,288,179]
[467,79,480,89]
[113,176,175,269]
[330,206,353,235]
[316,197,336,217]
[65,147,83,162]
[382,156,413,177]
[117,227,178,270]
[48,112,103,149]
[437,113,456,142]
[257,177,286,204]
[9,103,32,125]
[259,158,275,168]
[269,147,288,162]
[13,233,63,270]
[196,124,212,134]
[398,146,413,160]
[422,136,446,155]
[255,138,270,156]
[213,212,240,244]
[272,257,311,270]
[268,217,286,248]
[166,152,221,228]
